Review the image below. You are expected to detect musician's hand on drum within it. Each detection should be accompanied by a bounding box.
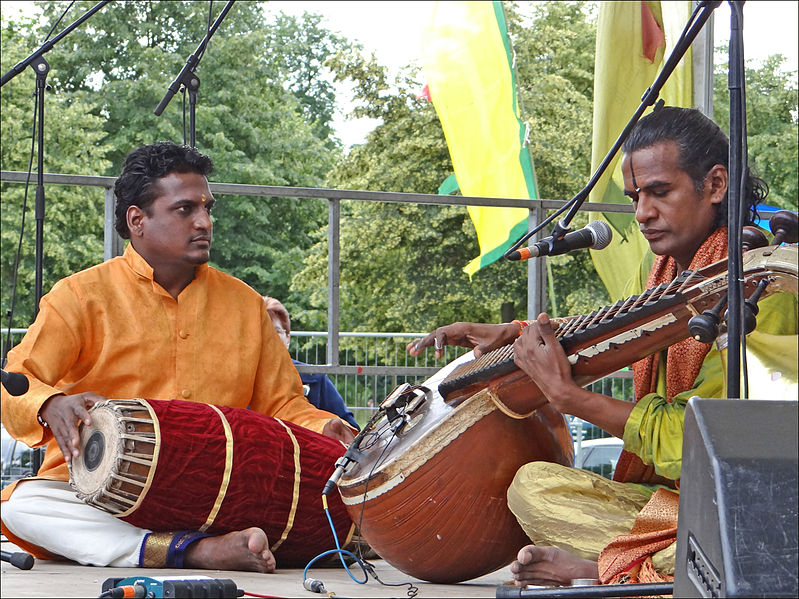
[513,314,582,411]
[39,392,105,463]
[406,322,519,360]
[322,418,356,444]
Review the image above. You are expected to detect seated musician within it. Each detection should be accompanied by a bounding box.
[408,106,798,585]
[0,142,355,572]
[263,296,360,430]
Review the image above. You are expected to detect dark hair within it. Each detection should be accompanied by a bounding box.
[114,142,214,238]
[622,106,767,227]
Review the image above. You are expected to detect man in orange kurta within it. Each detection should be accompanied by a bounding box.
[1,142,354,572]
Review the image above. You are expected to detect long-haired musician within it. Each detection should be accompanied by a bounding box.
[408,106,798,586]
[1,142,355,572]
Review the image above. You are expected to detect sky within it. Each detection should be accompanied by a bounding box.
[265,1,799,147]
[2,1,797,147]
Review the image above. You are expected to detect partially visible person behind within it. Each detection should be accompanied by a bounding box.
[1,142,354,574]
[407,106,798,587]
[263,296,359,430]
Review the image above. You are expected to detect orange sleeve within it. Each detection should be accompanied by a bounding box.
[0,278,86,448]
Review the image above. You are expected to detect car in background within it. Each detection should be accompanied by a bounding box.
[1,425,34,488]
[574,436,624,479]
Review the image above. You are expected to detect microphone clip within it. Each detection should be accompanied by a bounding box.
[548,219,572,242]
[322,384,429,496]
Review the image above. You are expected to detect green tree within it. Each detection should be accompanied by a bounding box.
[264,11,350,144]
[2,2,356,324]
[1,16,111,330]
[713,52,798,210]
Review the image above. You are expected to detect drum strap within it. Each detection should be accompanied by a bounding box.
[139,530,213,568]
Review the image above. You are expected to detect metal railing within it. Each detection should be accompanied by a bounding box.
[288,331,633,427]
[1,327,631,487]
[1,169,635,363]
[2,170,635,479]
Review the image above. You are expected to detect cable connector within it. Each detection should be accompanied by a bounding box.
[303,578,326,593]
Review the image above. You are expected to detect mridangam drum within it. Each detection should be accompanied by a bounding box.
[69,398,353,566]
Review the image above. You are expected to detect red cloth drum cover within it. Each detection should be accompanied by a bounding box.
[120,399,352,567]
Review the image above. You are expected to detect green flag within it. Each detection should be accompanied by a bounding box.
[422,1,537,277]
[589,1,693,300]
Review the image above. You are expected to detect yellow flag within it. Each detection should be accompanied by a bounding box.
[589,1,693,300]
[422,1,536,277]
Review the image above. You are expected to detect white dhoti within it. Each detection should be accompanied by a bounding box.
[2,479,148,567]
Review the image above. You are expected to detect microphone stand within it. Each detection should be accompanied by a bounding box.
[153,0,236,148]
[1,0,110,312]
[504,1,721,254]
[0,1,110,475]
[725,1,746,398]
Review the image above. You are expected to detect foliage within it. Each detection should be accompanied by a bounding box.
[1,2,355,328]
[292,1,607,339]
[264,11,349,144]
[1,16,111,330]
[713,51,798,211]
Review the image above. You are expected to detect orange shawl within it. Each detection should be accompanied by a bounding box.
[598,488,680,586]
[614,227,728,486]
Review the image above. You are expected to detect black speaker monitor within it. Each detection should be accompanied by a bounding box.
[674,398,798,598]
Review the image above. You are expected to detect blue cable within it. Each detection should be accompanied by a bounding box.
[302,496,368,586]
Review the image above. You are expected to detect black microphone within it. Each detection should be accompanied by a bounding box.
[1,369,29,396]
[1,550,35,570]
[507,221,612,261]
[323,454,356,496]
[323,428,371,495]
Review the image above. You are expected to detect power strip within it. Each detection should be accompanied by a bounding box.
[101,575,239,598]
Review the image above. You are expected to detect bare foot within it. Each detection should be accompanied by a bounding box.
[185,528,276,573]
[510,545,598,587]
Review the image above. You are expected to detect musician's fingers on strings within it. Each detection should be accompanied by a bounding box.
[433,330,447,359]
[407,334,433,356]
[535,313,557,346]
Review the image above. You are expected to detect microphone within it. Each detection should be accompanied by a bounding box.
[1,369,29,396]
[323,426,373,495]
[1,550,35,570]
[303,578,327,593]
[323,454,355,496]
[507,221,612,261]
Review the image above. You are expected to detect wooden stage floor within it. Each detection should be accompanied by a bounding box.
[1,538,518,598]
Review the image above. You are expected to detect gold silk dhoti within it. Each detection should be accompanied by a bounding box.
[506,461,676,575]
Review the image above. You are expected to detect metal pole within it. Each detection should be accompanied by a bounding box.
[726,1,745,399]
[527,204,546,318]
[327,198,340,366]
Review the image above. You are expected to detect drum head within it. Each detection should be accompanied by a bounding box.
[70,403,125,496]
